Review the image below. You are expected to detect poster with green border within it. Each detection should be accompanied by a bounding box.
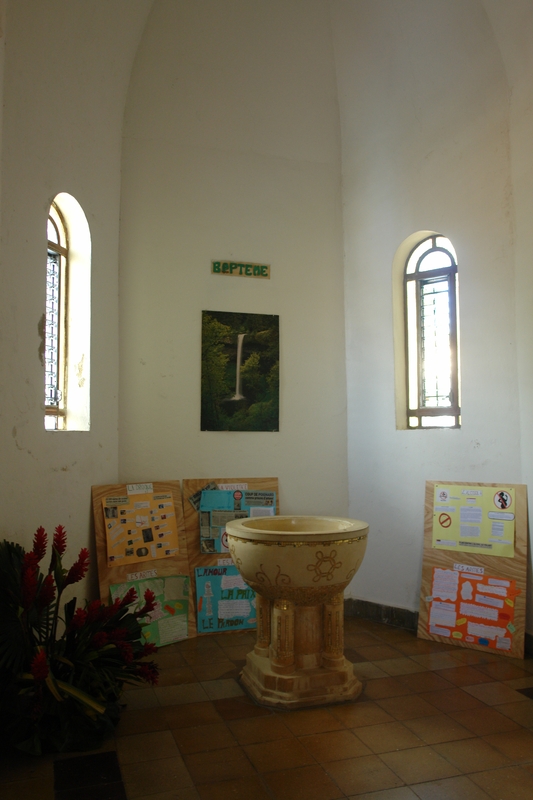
[110,574,189,647]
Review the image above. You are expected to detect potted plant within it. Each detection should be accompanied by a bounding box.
[0,525,159,755]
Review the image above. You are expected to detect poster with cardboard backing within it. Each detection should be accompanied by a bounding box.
[92,481,195,641]
[418,481,528,659]
[182,477,279,634]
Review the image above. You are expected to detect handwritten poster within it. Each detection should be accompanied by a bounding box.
[199,489,276,554]
[110,574,189,647]
[102,483,180,567]
[427,564,519,652]
[432,484,515,557]
[195,563,256,633]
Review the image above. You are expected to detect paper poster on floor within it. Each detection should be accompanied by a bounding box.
[102,483,180,567]
[199,488,275,554]
[427,564,519,651]
[432,484,515,557]
[110,574,189,647]
[195,564,256,633]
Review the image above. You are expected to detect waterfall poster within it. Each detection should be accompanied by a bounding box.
[201,310,279,431]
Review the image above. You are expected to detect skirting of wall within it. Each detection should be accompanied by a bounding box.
[344,598,533,656]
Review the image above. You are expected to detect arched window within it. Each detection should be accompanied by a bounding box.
[404,234,460,428]
[44,193,91,431]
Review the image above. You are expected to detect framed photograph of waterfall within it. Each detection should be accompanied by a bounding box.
[201,310,279,431]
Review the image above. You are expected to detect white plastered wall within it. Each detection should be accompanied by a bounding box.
[0,0,153,597]
[118,0,349,517]
[331,0,529,624]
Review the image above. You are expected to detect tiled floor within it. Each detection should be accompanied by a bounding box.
[2,617,533,799]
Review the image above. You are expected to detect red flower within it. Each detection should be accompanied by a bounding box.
[109,628,127,643]
[68,607,88,631]
[53,525,67,556]
[121,587,138,607]
[22,552,39,609]
[92,632,109,649]
[64,548,90,587]
[86,600,104,623]
[137,589,156,618]
[136,661,159,685]
[32,526,48,562]
[117,641,134,663]
[141,642,158,657]
[30,650,49,682]
[37,574,56,608]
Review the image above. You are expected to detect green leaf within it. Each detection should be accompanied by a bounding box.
[56,679,106,715]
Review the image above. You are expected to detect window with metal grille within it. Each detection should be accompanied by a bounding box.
[405,235,460,428]
[45,204,68,430]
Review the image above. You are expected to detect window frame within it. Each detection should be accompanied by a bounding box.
[404,235,461,429]
[45,203,69,430]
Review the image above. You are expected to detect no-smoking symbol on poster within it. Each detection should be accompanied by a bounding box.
[439,513,452,528]
[494,490,512,510]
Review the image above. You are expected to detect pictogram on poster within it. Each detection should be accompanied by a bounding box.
[427,564,520,652]
[102,483,180,567]
[432,484,515,557]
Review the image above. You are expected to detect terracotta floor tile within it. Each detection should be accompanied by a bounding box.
[219,643,253,660]
[354,644,405,661]
[449,706,520,736]
[329,700,395,728]
[475,661,532,682]
[469,765,533,800]
[298,728,372,761]
[482,728,533,762]
[0,750,54,785]
[410,774,493,799]
[503,676,533,690]
[353,662,389,680]
[182,647,229,665]
[281,707,344,735]
[372,628,418,644]
[403,713,475,744]
[196,775,272,800]
[116,730,180,765]
[495,700,533,727]
[0,778,55,800]
[378,657,429,676]
[355,721,425,754]
[161,700,223,729]
[121,755,194,799]
[363,676,414,700]
[444,650,498,666]
[324,754,405,795]
[419,688,484,713]
[200,678,244,700]
[463,681,529,706]
[154,683,209,706]
[172,722,237,754]
[344,632,383,647]
[264,764,344,800]
[228,714,293,745]
[345,647,370,663]
[191,661,242,681]
[122,687,160,710]
[115,706,169,737]
[153,650,187,669]
[375,694,441,721]
[243,737,315,772]
[347,788,419,800]
[431,665,494,687]
[410,653,464,671]
[433,737,513,773]
[395,640,453,656]
[380,746,461,784]
[156,665,197,686]
[212,695,273,720]
[183,746,255,784]
[135,789,200,800]
[399,673,454,693]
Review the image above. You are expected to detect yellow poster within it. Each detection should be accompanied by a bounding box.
[102,483,180,567]
[432,484,515,558]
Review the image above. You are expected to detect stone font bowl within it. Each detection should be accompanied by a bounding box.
[226,515,368,605]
